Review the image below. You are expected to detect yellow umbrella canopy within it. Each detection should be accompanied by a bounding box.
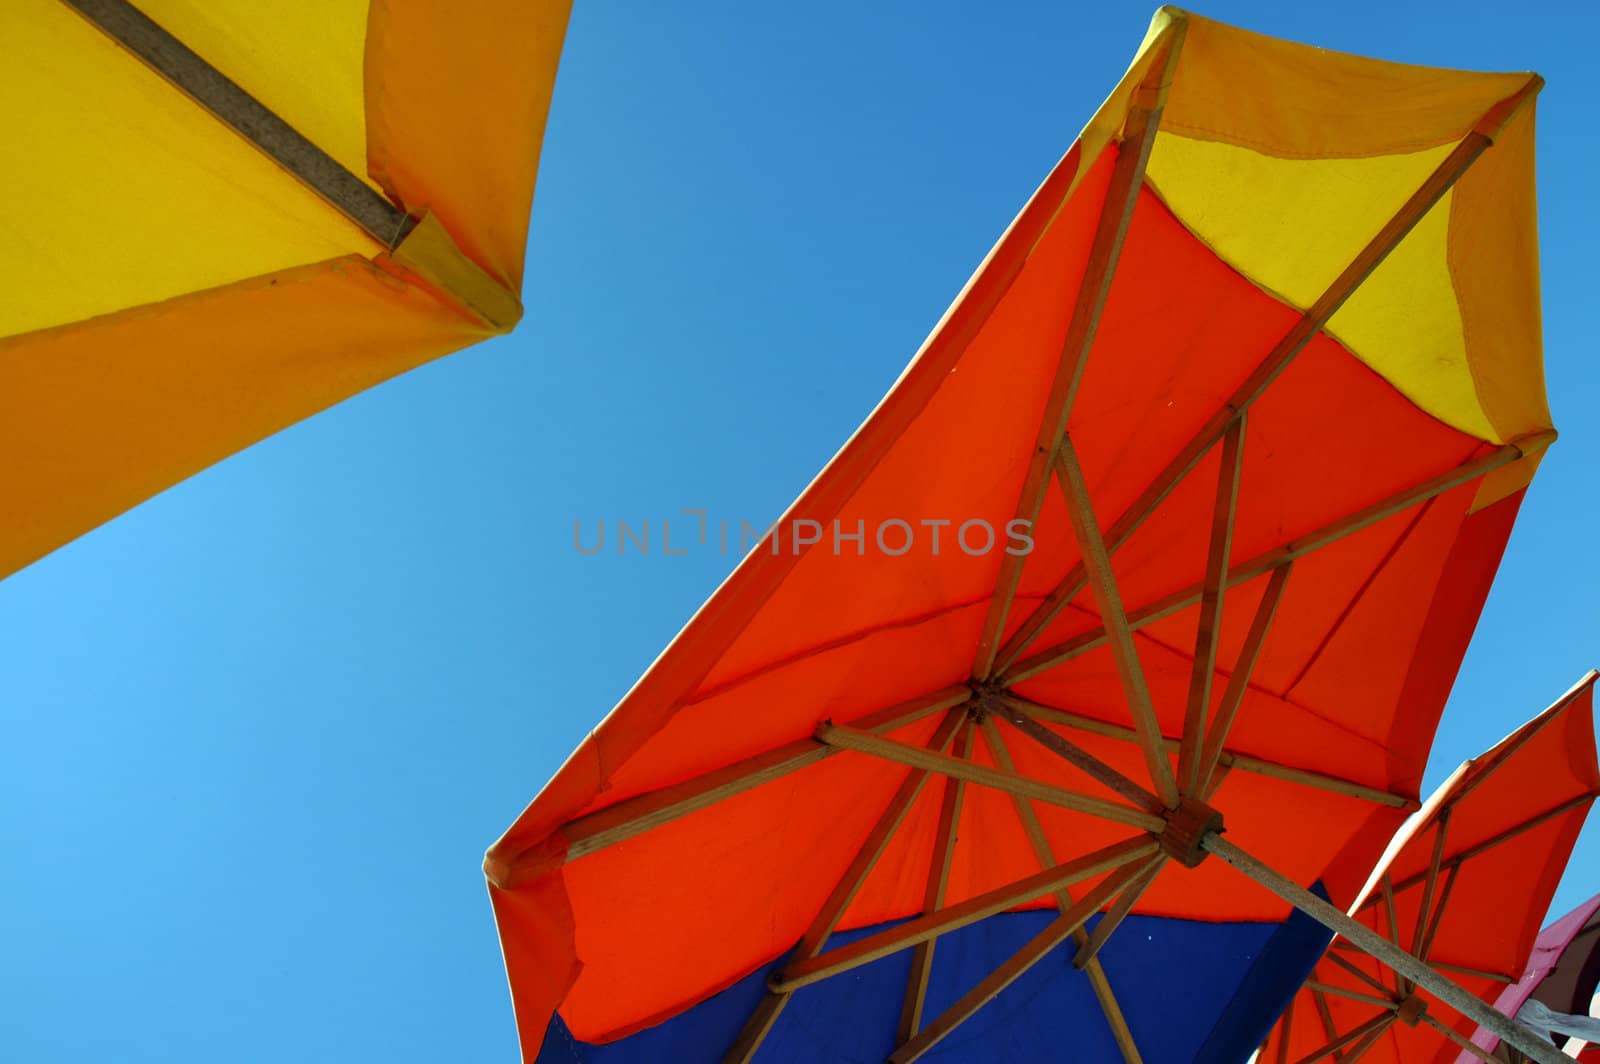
[0,0,570,577]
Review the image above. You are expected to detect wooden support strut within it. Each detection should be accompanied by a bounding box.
[1199,562,1292,800]
[898,726,973,1043]
[1180,415,1245,797]
[1201,832,1569,1064]
[992,83,1541,675]
[978,718,1146,1064]
[502,685,968,877]
[62,0,411,247]
[721,709,967,1064]
[1003,696,1415,810]
[772,836,1160,992]
[993,695,1164,813]
[1001,435,1551,686]
[1053,437,1181,808]
[969,29,1184,682]
[889,856,1164,1063]
[817,723,1167,832]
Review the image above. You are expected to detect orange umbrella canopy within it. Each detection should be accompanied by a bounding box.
[1261,675,1600,1063]
[0,0,570,578]
[486,8,1554,1062]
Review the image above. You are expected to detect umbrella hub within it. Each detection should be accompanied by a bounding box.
[1395,994,1427,1027]
[1158,797,1223,868]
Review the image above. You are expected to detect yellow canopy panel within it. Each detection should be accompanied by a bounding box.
[1134,9,1548,453]
[0,0,570,578]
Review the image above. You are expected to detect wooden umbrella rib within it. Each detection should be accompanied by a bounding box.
[1421,1012,1503,1063]
[898,725,974,1043]
[1275,999,1295,1064]
[818,723,1167,832]
[979,717,1147,1064]
[1297,1011,1394,1064]
[994,695,1164,813]
[1361,791,1599,904]
[1198,562,1292,799]
[1411,810,1452,960]
[1311,986,1342,1058]
[1180,415,1245,796]
[970,31,1184,682]
[1338,1016,1397,1064]
[1072,857,1164,970]
[1004,437,1543,686]
[773,836,1158,991]
[1006,697,1414,809]
[721,708,966,1064]
[1323,950,1400,999]
[1053,438,1181,807]
[994,104,1536,676]
[888,856,1163,1063]
[547,686,968,868]
[1307,981,1399,1011]
[1417,863,1461,963]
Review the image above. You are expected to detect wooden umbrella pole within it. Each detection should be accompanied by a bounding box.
[1201,832,1568,1064]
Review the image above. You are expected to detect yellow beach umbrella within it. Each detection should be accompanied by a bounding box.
[0,0,570,577]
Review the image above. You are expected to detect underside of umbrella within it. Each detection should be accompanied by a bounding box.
[0,0,570,577]
[487,9,1561,1063]
[1263,675,1600,1063]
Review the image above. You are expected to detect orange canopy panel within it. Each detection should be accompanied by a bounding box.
[486,8,1554,1062]
[1262,676,1600,1064]
[0,0,571,577]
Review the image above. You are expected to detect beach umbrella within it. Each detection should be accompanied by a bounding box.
[1455,890,1600,1061]
[486,8,1563,1063]
[0,0,570,578]
[1259,674,1599,1063]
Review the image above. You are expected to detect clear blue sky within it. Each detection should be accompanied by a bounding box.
[3,2,1596,1060]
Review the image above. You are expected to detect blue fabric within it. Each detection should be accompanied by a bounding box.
[537,900,1329,1063]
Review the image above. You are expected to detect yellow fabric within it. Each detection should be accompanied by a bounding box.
[1122,8,1549,467]
[0,255,483,579]
[1,0,569,576]
[365,0,574,289]
[136,0,376,190]
[390,213,523,332]
[0,0,376,339]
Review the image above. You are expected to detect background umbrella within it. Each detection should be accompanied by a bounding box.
[486,8,1561,1063]
[1457,890,1600,1061]
[1259,674,1599,1062]
[0,0,569,578]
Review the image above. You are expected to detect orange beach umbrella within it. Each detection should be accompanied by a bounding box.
[1261,674,1600,1063]
[0,0,570,578]
[486,9,1563,1064]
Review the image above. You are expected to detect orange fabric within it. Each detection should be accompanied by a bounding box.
[365,0,573,290]
[485,14,1555,1057]
[488,148,1542,1053]
[1263,681,1600,1064]
[0,257,484,578]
